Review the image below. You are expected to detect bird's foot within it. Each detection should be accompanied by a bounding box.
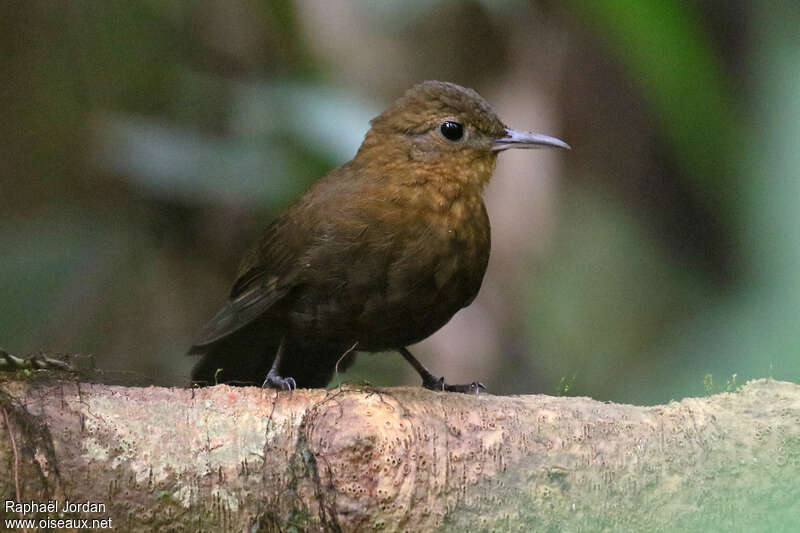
[261,374,297,391]
[422,376,486,394]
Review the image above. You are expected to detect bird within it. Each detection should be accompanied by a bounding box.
[188,80,569,393]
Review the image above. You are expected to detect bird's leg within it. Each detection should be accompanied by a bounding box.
[398,347,486,394]
[262,338,297,391]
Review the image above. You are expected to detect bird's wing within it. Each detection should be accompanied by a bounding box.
[188,216,304,351]
[188,273,293,351]
[189,167,373,352]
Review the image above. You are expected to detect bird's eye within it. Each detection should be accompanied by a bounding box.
[439,121,464,141]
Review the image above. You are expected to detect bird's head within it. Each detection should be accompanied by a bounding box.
[355,81,568,187]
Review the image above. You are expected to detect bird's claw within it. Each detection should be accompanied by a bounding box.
[423,376,486,394]
[469,381,487,394]
[262,375,297,392]
[449,381,485,395]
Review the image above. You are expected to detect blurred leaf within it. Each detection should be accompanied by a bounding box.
[230,80,379,161]
[93,80,379,209]
[93,112,293,207]
[564,0,742,215]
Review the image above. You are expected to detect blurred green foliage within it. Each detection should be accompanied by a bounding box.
[1,0,798,404]
[566,0,741,209]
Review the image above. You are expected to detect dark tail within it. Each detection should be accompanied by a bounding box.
[189,319,279,387]
[189,320,360,388]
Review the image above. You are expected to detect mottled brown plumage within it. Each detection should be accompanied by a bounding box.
[189,81,568,392]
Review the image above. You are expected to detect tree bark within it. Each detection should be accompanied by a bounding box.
[0,377,798,532]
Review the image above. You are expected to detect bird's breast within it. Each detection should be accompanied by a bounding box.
[290,180,491,350]
[368,186,490,343]
[421,190,490,283]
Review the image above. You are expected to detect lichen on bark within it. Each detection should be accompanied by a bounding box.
[0,377,799,531]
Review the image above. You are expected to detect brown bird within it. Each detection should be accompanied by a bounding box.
[189,81,568,392]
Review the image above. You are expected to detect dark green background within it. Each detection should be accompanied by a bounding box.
[2,1,798,404]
